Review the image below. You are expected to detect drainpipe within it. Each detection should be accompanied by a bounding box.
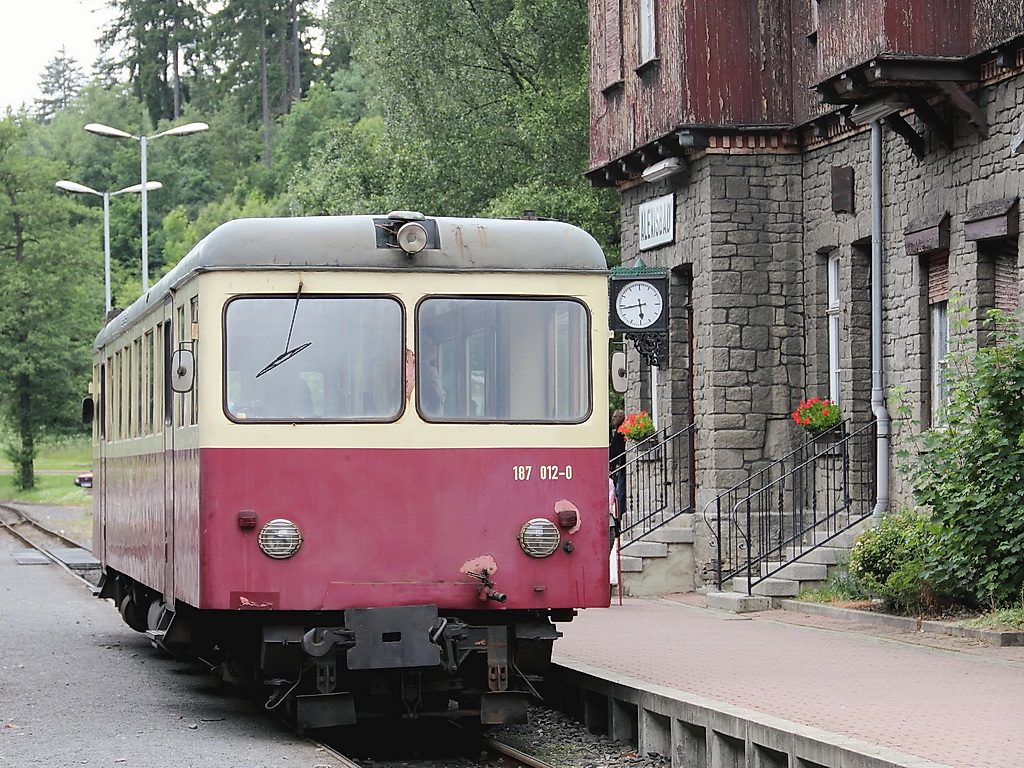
[870,120,890,520]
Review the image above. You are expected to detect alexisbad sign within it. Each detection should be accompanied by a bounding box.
[639,194,674,250]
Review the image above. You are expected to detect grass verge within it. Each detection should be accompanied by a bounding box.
[0,473,92,507]
[0,435,92,507]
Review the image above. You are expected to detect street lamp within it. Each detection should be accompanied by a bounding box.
[55,179,163,314]
[83,121,209,292]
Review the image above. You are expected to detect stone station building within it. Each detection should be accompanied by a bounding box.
[589,1,1024,594]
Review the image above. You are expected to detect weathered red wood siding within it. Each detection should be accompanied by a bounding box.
[815,0,974,79]
[589,0,1024,171]
[589,0,793,169]
[973,0,1024,50]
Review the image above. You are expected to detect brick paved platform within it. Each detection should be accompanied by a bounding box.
[553,595,1024,768]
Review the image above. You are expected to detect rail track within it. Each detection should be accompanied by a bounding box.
[321,737,559,768]
[0,502,98,587]
[484,737,560,768]
[314,717,562,768]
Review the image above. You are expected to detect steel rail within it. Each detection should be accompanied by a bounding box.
[0,506,95,589]
[0,502,85,549]
[483,737,559,768]
[302,737,365,768]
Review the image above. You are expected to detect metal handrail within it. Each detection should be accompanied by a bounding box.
[701,420,877,593]
[615,423,697,545]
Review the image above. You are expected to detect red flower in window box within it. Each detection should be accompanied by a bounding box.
[618,411,655,441]
[792,398,842,434]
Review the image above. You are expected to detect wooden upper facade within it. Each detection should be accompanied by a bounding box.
[588,0,1024,185]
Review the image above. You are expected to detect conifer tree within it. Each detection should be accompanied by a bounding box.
[34,47,85,123]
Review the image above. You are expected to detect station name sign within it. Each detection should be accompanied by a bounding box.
[638,194,674,250]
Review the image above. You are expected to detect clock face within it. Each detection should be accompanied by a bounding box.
[615,280,664,329]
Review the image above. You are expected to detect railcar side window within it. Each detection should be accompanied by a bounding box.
[224,296,403,421]
[417,297,590,422]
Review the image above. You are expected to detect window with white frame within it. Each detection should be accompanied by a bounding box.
[926,252,950,426]
[826,253,841,406]
[931,300,949,424]
[639,0,656,65]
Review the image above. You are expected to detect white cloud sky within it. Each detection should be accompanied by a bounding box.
[0,0,115,112]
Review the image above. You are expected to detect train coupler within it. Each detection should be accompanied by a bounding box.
[301,627,355,657]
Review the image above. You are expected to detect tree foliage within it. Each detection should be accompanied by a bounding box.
[0,118,98,487]
[100,0,205,122]
[900,308,1024,607]
[296,0,619,252]
[34,48,85,124]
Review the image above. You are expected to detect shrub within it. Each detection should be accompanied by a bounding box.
[849,510,935,614]
[900,309,1024,608]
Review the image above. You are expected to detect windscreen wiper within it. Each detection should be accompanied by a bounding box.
[257,281,311,378]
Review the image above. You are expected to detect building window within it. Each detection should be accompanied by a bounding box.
[639,0,656,65]
[973,239,1019,343]
[931,301,949,424]
[602,0,623,86]
[927,252,950,426]
[826,253,841,406]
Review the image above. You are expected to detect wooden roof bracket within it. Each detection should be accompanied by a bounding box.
[884,113,925,159]
[937,81,989,139]
[907,93,955,151]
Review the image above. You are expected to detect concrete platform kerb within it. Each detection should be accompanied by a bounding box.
[552,594,1024,768]
[552,658,955,768]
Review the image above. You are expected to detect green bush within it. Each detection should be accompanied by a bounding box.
[901,309,1024,608]
[848,511,934,614]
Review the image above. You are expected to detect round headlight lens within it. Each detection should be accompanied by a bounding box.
[518,518,560,558]
[258,518,303,559]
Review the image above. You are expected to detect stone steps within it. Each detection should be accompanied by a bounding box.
[616,517,697,594]
[716,519,875,611]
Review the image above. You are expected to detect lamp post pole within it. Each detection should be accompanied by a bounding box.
[83,121,208,292]
[55,180,163,315]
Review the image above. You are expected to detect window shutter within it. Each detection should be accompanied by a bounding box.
[927,252,949,305]
[994,245,1019,313]
[604,0,623,84]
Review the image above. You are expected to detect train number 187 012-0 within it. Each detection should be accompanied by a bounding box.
[512,465,573,481]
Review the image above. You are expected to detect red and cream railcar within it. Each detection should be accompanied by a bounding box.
[89,213,610,728]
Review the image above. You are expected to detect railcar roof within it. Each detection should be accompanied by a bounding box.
[93,214,607,350]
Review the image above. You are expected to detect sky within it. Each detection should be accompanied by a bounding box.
[0,0,115,113]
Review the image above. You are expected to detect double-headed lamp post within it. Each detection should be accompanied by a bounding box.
[83,121,209,292]
[55,179,163,314]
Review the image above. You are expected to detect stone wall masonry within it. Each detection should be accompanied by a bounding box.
[625,152,809,499]
[800,71,1024,511]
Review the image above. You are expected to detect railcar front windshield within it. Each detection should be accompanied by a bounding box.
[417,297,591,423]
[224,296,404,421]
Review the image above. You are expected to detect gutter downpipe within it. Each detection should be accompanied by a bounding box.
[871,119,891,521]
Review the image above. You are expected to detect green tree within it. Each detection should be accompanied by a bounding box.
[200,0,319,165]
[303,0,618,252]
[34,47,85,124]
[0,118,100,488]
[101,0,204,121]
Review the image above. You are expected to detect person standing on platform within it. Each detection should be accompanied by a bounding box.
[609,409,626,547]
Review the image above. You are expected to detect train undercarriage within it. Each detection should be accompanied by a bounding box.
[99,570,570,729]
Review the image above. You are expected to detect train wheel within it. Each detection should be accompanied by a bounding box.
[118,594,149,632]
